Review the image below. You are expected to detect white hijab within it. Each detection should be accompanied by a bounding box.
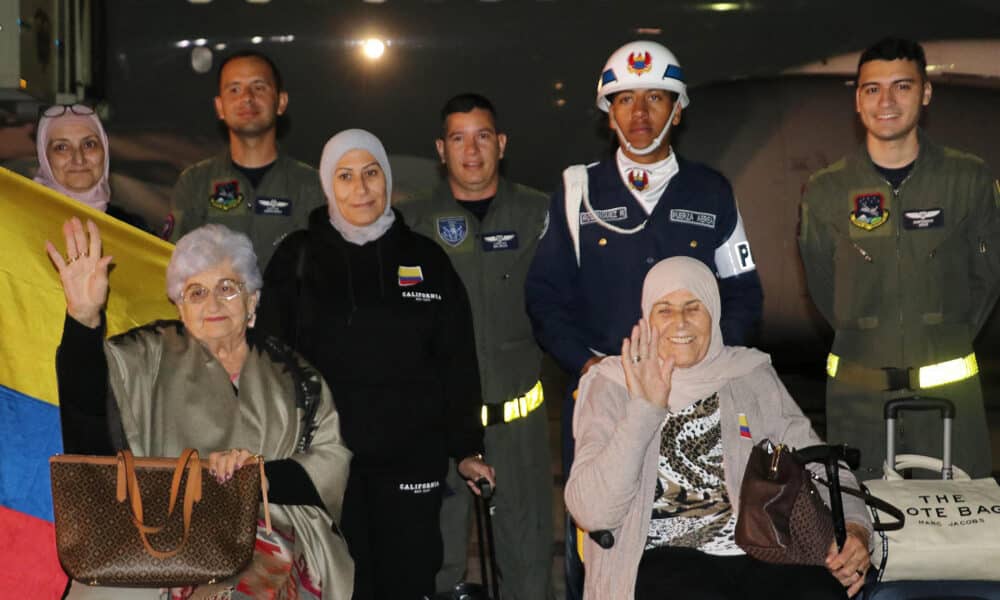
[33,106,111,212]
[318,128,395,245]
[593,256,769,411]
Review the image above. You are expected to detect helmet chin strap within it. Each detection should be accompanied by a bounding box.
[610,100,680,156]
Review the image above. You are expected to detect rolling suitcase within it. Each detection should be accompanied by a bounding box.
[862,396,1000,600]
[434,479,500,600]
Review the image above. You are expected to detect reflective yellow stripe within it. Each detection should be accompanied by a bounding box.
[577,527,586,564]
[918,353,979,388]
[826,353,840,378]
[826,352,978,388]
[481,380,544,426]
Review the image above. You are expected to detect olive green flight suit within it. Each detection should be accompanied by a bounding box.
[399,178,554,600]
[170,152,325,269]
[799,132,1000,477]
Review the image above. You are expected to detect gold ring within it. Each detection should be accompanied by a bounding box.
[66,255,78,264]
[632,355,641,364]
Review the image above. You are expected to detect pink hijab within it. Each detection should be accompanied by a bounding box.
[590,256,769,411]
[34,105,111,212]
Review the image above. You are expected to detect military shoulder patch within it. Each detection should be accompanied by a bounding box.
[437,216,468,247]
[850,192,889,231]
[209,180,244,211]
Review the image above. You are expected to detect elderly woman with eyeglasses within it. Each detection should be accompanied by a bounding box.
[47,218,354,600]
[34,104,151,233]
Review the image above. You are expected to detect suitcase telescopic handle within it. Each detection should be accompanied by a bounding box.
[884,396,955,480]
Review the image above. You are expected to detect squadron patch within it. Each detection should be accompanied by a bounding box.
[254,196,292,216]
[627,169,649,191]
[482,231,519,252]
[398,265,424,287]
[437,216,468,247]
[627,51,653,75]
[850,192,889,231]
[903,208,943,230]
[209,180,244,211]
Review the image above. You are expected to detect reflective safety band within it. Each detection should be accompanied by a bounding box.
[481,380,544,427]
[918,353,979,388]
[826,352,978,390]
[827,354,841,379]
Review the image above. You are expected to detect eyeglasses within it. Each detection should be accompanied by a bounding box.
[40,104,96,118]
[180,278,246,304]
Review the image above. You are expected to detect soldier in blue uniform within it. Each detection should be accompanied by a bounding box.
[525,40,763,600]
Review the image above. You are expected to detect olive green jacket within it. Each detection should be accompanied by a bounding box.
[398,178,549,405]
[799,132,1000,367]
[170,152,325,269]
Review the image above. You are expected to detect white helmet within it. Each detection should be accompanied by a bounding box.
[596,41,690,112]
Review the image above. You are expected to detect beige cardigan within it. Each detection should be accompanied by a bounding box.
[565,359,872,600]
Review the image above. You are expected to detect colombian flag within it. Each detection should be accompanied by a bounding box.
[398,265,424,287]
[0,168,175,597]
[738,413,753,439]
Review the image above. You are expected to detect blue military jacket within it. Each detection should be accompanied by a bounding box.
[526,156,762,375]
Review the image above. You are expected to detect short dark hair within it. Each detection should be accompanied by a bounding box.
[857,37,927,83]
[439,93,498,136]
[216,51,284,93]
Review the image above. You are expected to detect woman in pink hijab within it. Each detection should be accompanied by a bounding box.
[34,104,149,232]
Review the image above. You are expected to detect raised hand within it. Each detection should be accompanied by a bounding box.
[44,218,113,328]
[621,318,675,410]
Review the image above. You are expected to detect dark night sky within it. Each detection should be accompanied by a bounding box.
[103,0,1000,191]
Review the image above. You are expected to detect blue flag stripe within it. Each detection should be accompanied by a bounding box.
[0,384,62,521]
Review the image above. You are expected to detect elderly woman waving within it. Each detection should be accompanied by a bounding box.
[565,257,872,600]
[48,218,353,600]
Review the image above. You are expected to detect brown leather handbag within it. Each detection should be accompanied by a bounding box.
[734,440,904,566]
[734,440,836,565]
[49,448,270,587]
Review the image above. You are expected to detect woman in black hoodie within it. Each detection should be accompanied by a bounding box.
[257,129,494,600]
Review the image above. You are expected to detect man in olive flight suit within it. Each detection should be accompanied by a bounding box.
[799,37,1000,477]
[399,93,554,600]
[169,51,324,269]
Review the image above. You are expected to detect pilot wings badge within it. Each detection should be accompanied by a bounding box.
[903,208,943,230]
[437,216,468,247]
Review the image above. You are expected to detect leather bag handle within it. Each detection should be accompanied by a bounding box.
[115,449,202,559]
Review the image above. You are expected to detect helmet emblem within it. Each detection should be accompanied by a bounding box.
[627,169,649,191]
[627,51,653,75]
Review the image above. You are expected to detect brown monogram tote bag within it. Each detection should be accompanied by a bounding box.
[50,448,268,587]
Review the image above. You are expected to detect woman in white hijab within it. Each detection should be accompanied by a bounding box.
[34,104,150,232]
[257,129,494,600]
[565,256,873,600]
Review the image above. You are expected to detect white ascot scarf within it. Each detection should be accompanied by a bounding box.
[615,146,679,215]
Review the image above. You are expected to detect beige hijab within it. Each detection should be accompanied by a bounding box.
[592,256,769,411]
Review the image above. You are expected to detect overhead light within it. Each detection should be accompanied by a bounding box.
[553,81,564,90]
[175,40,192,48]
[215,42,227,51]
[251,35,263,44]
[362,38,386,60]
[635,27,662,35]
[700,2,743,11]
[194,38,207,46]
